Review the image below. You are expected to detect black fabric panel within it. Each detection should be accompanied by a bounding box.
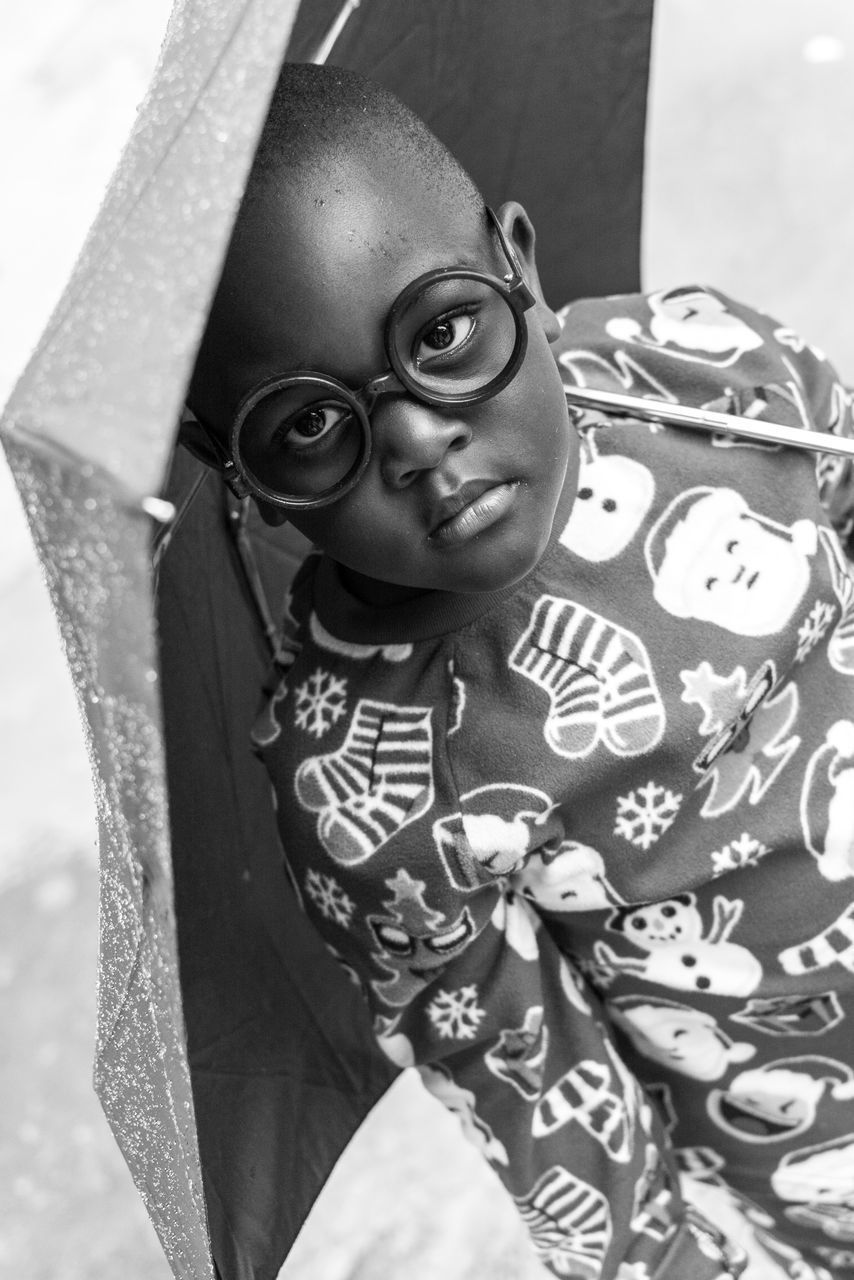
[285,0,654,304]
[157,446,396,1280]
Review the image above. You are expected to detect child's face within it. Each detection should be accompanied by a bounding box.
[192,166,576,596]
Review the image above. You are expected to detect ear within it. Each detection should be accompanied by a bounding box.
[179,405,292,526]
[177,410,228,472]
[494,200,561,343]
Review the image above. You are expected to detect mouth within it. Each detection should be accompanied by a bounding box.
[428,480,520,547]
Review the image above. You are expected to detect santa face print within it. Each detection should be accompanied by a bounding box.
[708,1057,854,1144]
[513,838,623,913]
[645,487,817,637]
[690,514,807,633]
[605,286,765,366]
[432,784,563,892]
[609,997,755,1081]
[772,1137,854,1205]
[645,287,764,357]
[719,1076,814,1136]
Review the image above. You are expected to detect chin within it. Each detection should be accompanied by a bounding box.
[448,531,549,595]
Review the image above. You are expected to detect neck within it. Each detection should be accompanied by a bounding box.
[336,563,429,607]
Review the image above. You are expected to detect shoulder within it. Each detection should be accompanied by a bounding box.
[554,283,783,365]
[552,283,841,429]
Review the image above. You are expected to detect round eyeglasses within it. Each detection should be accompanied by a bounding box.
[200,208,536,510]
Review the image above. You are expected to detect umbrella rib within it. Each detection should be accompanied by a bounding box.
[152,468,211,571]
[3,420,182,527]
[311,0,362,64]
[97,926,147,1056]
[564,385,854,458]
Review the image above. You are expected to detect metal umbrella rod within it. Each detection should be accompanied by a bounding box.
[564,383,854,459]
[310,0,362,63]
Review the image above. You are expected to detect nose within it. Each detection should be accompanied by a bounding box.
[372,395,473,489]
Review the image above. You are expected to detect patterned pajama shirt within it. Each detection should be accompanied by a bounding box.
[255,287,854,1279]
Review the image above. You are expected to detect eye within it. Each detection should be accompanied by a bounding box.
[705,577,718,591]
[415,309,476,365]
[726,539,739,553]
[277,403,353,450]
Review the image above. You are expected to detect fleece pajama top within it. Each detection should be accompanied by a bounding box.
[255,286,854,1280]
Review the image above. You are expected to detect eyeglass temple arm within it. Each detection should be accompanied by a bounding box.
[485,207,537,310]
[181,406,251,498]
[564,384,854,460]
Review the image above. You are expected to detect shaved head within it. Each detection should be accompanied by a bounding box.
[191,63,494,423]
[244,62,484,221]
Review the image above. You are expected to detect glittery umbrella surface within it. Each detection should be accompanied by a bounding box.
[0,3,306,1275]
[0,2,655,1276]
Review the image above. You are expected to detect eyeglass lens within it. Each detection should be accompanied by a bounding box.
[237,275,520,502]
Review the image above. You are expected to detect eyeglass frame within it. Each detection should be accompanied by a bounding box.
[196,206,537,511]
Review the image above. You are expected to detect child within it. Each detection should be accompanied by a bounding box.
[181,62,854,1279]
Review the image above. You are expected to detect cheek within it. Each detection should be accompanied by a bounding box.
[533,347,573,429]
[508,328,568,417]
[285,493,377,553]
[287,482,418,582]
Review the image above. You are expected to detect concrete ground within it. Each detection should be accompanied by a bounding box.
[2,2,854,1277]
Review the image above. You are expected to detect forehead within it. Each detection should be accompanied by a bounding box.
[203,162,488,412]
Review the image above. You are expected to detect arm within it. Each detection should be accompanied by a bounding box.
[553,284,854,553]
[765,320,854,556]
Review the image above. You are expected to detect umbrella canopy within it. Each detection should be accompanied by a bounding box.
[0,2,654,1277]
[1,3,307,1274]
[285,0,654,304]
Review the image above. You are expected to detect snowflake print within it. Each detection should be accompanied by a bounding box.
[294,667,348,738]
[710,831,771,877]
[614,781,682,850]
[796,600,836,663]
[427,984,486,1040]
[305,869,355,927]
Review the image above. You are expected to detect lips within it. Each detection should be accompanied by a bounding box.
[428,479,501,533]
[427,479,519,545]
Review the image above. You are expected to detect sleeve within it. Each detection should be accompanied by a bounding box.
[770,325,854,557]
[554,284,854,556]
[729,298,854,554]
